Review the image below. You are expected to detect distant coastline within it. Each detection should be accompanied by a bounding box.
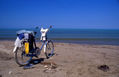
[0,28,119,45]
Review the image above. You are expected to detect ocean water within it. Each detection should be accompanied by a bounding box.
[0,28,119,45]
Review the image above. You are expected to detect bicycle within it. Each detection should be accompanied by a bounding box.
[13,26,54,66]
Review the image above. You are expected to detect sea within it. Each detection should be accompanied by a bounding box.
[0,28,119,45]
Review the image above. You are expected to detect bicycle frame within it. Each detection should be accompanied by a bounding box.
[36,41,48,56]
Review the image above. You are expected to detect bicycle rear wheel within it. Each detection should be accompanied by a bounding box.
[45,40,54,58]
[15,46,32,66]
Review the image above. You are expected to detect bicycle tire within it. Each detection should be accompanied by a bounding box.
[45,40,54,59]
[15,46,32,66]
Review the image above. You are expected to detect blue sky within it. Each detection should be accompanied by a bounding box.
[0,0,119,29]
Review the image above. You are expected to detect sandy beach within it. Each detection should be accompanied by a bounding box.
[0,40,119,77]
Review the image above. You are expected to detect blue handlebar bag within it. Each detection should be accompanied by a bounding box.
[18,33,24,40]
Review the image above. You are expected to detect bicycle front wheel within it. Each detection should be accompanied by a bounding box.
[45,40,54,58]
[15,46,32,66]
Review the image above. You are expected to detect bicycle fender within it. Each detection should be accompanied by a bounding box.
[13,46,18,53]
[13,37,22,53]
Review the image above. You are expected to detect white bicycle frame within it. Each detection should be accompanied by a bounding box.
[40,27,50,53]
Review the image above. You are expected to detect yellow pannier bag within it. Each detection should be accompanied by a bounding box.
[25,42,29,54]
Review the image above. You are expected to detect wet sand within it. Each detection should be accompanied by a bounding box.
[0,41,119,77]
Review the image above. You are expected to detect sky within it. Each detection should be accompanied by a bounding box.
[0,0,119,29]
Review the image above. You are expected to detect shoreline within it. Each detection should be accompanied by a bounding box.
[1,39,119,46]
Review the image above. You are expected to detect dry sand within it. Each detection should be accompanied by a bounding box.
[0,41,119,77]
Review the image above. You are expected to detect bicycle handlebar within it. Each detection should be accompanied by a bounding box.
[35,25,52,29]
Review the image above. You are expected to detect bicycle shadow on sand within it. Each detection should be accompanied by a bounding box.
[23,58,44,69]
[30,58,45,65]
[29,53,55,65]
[23,54,57,69]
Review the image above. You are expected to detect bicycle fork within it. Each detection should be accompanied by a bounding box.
[44,41,48,53]
[44,41,49,58]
